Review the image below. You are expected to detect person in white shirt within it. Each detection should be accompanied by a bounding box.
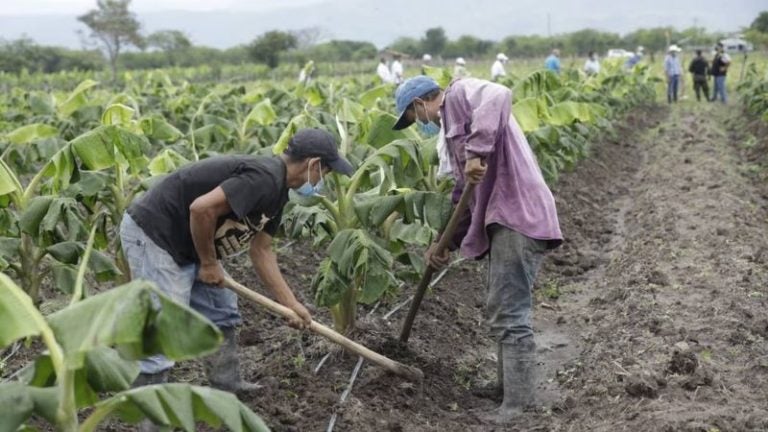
[664,45,684,103]
[491,53,508,81]
[377,57,392,84]
[584,51,600,76]
[454,57,470,78]
[391,54,404,84]
[298,60,314,85]
[421,53,432,74]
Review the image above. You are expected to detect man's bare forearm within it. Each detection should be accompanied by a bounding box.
[250,246,298,306]
[190,208,218,266]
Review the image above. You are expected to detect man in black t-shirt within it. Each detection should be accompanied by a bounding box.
[120,128,353,397]
[688,50,710,102]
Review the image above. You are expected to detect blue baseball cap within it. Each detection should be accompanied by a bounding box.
[392,76,440,130]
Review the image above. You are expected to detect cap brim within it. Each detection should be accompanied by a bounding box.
[328,157,354,176]
[392,110,413,131]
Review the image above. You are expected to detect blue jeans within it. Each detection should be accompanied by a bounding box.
[713,76,727,103]
[667,75,680,103]
[486,225,547,344]
[120,214,241,374]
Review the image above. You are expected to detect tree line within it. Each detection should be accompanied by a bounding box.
[1,0,766,79]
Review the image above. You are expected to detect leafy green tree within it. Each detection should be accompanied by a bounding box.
[746,11,768,49]
[0,38,46,73]
[248,30,297,69]
[293,26,329,49]
[0,38,102,74]
[565,29,622,56]
[389,36,421,57]
[497,34,552,57]
[443,35,494,58]
[421,27,447,56]
[677,26,720,47]
[146,30,192,66]
[622,27,676,59]
[751,11,768,33]
[287,40,378,63]
[744,28,768,50]
[78,0,144,82]
[351,44,378,61]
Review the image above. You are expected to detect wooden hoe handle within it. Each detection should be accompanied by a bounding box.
[399,182,476,343]
[224,277,423,381]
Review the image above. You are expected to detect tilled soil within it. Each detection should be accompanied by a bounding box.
[7,102,768,431]
[200,102,767,431]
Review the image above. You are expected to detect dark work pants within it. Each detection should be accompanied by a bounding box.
[693,75,709,102]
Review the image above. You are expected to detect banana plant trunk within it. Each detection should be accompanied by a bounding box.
[19,233,44,303]
[330,282,358,333]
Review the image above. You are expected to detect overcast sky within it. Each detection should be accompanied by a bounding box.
[0,0,764,49]
[0,0,324,15]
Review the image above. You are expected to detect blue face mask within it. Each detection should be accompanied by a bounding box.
[416,101,440,137]
[295,161,324,197]
[419,121,441,137]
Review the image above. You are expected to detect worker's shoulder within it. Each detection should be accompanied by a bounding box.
[446,79,510,109]
[241,155,285,179]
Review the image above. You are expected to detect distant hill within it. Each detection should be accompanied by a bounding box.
[0,0,763,49]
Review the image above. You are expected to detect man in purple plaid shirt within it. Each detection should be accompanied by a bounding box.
[392,75,562,422]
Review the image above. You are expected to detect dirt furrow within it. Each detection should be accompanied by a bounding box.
[544,104,768,431]
[180,103,768,432]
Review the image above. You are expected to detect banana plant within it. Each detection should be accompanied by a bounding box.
[507,68,657,182]
[0,152,120,302]
[277,106,452,331]
[512,95,607,182]
[60,103,152,281]
[737,64,768,122]
[0,272,269,432]
[1,80,102,174]
[21,79,102,144]
[0,101,153,299]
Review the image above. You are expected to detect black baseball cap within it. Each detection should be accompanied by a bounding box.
[284,128,354,176]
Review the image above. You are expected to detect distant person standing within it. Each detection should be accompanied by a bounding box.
[377,57,393,84]
[491,53,508,81]
[625,46,644,69]
[688,50,710,102]
[664,45,683,103]
[711,43,731,103]
[391,54,405,85]
[421,53,432,75]
[544,49,561,74]
[454,57,470,78]
[298,60,315,85]
[583,51,600,76]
